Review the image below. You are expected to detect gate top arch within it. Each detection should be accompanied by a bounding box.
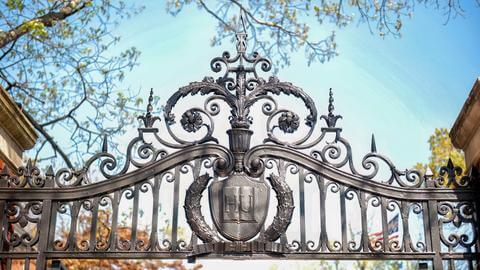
[1,24,479,270]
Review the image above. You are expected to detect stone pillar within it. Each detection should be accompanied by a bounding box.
[0,86,38,171]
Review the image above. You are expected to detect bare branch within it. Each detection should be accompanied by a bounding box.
[23,109,74,169]
[40,67,88,127]
[198,0,234,31]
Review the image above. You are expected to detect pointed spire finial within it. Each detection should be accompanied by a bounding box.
[138,88,160,128]
[26,159,33,171]
[328,88,335,117]
[320,88,342,128]
[102,134,108,153]
[447,158,454,169]
[236,9,247,54]
[147,88,154,115]
[425,167,433,178]
[371,134,377,153]
[46,165,54,177]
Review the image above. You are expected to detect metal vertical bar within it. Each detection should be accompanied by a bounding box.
[6,258,11,270]
[171,166,180,251]
[472,199,480,270]
[448,259,454,270]
[260,169,266,236]
[24,258,30,270]
[401,201,411,252]
[47,201,58,251]
[108,190,120,251]
[36,199,52,270]
[150,174,161,251]
[340,185,347,252]
[427,200,443,270]
[422,201,432,252]
[0,175,7,253]
[475,199,480,254]
[0,199,6,252]
[359,191,369,253]
[89,197,99,251]
[37,171,55,269]
[380,197,388,252]
[319,175,327,252]
[298,167,306,252]
[36,173,56,269]
[130,184,140,251]
[68,201,80,252]
[280,233,288,245]
[468,259,474,270]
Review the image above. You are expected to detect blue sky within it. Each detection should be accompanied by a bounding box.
[111,1,479,170]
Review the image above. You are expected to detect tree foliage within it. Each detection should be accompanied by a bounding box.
[0,0,144,168]
[414,128,466,178]
[167,0,479,71]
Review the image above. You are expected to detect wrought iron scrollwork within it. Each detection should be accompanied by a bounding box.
[438,201,477,251]
[0,12,479,270]
[435,158,471,188]
[4,201,42,249]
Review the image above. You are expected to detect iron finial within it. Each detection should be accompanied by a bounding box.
[147,88,154,114]
[102,134,108,153]
[328,88,334,117]
[425,167,434,178]
[447,158,454,169]
[320,88,342,128]
[236,9,247,54]
[26,159,33,172]
[138,88,160,128]
[371,134,377,153]
[45,165,54,177]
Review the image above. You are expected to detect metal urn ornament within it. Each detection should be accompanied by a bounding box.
[182,16,296,252]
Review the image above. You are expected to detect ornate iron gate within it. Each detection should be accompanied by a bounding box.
[1,30,479,270]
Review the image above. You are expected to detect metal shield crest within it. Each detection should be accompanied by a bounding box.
[209,174,269,241]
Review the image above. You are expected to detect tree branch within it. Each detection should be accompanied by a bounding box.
[40,67,88,127]
[0,0,88,49]
[230,0,299,37]
[23,110,74,169]
[198,0,234,31]
[0,38,17,61]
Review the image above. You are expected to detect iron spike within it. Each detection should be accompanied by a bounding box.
[102,134,108,153]
[46,165,54,177]
[26,158,33,171]
[447,158,454,169]
[371,134,377,153]
[425,167,434,178]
